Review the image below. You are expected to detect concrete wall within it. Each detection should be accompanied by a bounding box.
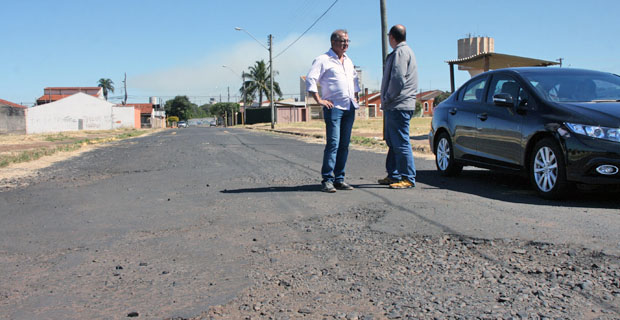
[112,106,136,129]
[151,116,166,129]
[152,110,166,129]
[134,108,141,129]
[0,106,26,134]
[276,107,306,123]
[26,93,134,134]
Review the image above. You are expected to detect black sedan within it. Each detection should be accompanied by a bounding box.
[429,67,620,198]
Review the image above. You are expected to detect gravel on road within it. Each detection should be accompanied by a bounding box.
[189,204,620,320]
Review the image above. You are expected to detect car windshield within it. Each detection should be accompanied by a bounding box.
[526,71,620,103]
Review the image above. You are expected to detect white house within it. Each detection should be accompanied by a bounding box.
[26,93,135,134]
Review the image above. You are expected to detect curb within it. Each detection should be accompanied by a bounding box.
[245,126,432,154]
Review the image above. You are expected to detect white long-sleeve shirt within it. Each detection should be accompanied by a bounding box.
[305,49,360,110]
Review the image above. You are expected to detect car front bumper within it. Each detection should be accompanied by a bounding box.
[564,135,620,184]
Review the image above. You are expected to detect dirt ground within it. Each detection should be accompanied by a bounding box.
[245,122,433,154]
[0,129,163,185]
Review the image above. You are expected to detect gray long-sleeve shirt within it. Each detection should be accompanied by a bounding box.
[380,41,418,111]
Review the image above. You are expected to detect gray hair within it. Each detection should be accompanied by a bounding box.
[330,29,348,42]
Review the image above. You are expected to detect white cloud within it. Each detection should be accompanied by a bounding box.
[130,34,329,102]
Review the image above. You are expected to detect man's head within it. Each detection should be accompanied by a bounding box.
[330,29,349,57]
[388,24,406,49]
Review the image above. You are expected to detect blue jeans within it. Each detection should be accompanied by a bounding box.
[385,110,416,182]
[321,106,355,183]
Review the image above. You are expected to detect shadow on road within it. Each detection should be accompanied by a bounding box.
[416,169,620,209]
[221,185,319,193]
[219,170,620,209]
[410,134,428,141]
[221,184,386,193]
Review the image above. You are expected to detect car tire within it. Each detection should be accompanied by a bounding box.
[529,138,571,199]
[435,132,463,176]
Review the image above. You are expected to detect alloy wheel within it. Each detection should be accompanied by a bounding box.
[437,138,450,171]
[533,146,558,192]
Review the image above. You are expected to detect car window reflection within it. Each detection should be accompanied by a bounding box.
[462,77,487,103]
[528,73,620,103]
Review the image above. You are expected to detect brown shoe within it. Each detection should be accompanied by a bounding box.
[389,179,415,189]
[378,176,399,185]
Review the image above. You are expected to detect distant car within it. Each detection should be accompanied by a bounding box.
[209,121,217,127]
[177,121,188,128]
[429,67,620,199]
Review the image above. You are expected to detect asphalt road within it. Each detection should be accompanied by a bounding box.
[0,127,619,319]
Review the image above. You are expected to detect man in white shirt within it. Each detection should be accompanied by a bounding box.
[306,29,360,193]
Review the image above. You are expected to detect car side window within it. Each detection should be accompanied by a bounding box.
[487,75,525,107]
[462,77,487,103]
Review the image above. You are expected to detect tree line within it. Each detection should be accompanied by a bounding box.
[163,59,282,121]
[163,96,240,121]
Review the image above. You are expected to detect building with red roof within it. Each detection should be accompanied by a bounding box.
[36,87,104,105]
[359,89,445,118]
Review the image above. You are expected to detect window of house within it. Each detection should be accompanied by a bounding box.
[369,104,376,117]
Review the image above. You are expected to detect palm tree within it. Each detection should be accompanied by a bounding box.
[240,60,282,108]
[97,78,115,100]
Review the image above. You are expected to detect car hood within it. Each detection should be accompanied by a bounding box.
[555,102,620,126]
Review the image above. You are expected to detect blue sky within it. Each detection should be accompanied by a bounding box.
[2,0,619,106]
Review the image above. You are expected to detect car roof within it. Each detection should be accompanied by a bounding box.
[491,67,614,76]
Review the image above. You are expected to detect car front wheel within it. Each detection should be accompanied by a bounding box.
[435,132,463,176]
[529,138,570,199]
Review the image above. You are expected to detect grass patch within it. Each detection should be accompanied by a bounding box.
[44,133,71,142]
[115,130,146,139]
[0,144,82,168]
[0,129,150,168]
[350,136,386,148]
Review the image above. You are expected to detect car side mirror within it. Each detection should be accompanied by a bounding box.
[493,93,514,107]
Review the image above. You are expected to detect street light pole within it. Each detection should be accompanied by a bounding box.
[235,27,276,129]
[222,65,246,125]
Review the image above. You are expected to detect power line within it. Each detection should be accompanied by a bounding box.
[283,0,315,33]
[273,0,338,60]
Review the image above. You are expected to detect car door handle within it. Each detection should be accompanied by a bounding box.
[477,113,488,121]
[449,108,457,115]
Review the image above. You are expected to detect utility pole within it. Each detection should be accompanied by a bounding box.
[227,86,230,102]
[269,34,275,129]
[380,0,388,65]
[380,0,388,140]
[123,73,127,105]
[242,73,246,125]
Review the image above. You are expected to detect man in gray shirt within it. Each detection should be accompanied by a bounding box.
[379,24,418,189]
